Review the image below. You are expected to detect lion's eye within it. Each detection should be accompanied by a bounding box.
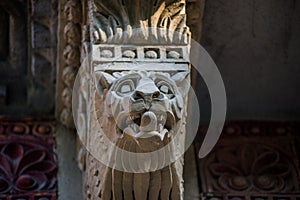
[120,85,132,93]
[159,85,170,94]
[158,82,174,95]
[156,80,175,99]
[117,80,135,95]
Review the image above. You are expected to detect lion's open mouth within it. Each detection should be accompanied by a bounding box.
[130,111,163,127]
[116,109,175,140]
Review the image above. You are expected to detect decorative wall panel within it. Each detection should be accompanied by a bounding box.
[0,119,57,200]
[196,121,300,200]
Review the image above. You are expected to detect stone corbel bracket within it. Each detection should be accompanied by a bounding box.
[87,45,191,200]
[77,0,192,199]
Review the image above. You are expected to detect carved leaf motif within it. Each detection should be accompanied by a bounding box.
[238,144,256,175]
[215,148,239,167]
[92,0,189,43]
[0,139,56,194]
[17,150,46,174]
[252,151,280,175]
[3,143,24,164]
[210,163,242,176]
[0,154,11,177]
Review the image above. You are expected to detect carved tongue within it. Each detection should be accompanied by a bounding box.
[136,111,168,140]
[140,111,157,132]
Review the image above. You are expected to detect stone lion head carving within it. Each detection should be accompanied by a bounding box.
[94,71,190,143]
[90,71,190,198]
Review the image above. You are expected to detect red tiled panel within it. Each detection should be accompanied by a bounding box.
[0,119,57,199]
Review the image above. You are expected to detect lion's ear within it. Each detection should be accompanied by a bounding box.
[94,71,116,94]
[171,72,190,97]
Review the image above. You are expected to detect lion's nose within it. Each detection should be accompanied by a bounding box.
[133,90,160,110]
[132,79,160,101]
[133,90,160,101]
[131,79,161,110]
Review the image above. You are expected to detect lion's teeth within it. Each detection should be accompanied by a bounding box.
[160,115,164,121]
[159,124,164,132]
[132,124,139,132]
[130,114,141,120]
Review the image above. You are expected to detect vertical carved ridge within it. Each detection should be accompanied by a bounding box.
[112,169,123,200]
[122,172,134,200]
[160,166,173,200]
[148,170,162,200]
[133,173,150,200]
[102,168,112,200]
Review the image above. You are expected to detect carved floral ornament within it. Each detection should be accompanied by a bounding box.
[0,140,56,194]
[201,143,299,193]
[0,120,56,198]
